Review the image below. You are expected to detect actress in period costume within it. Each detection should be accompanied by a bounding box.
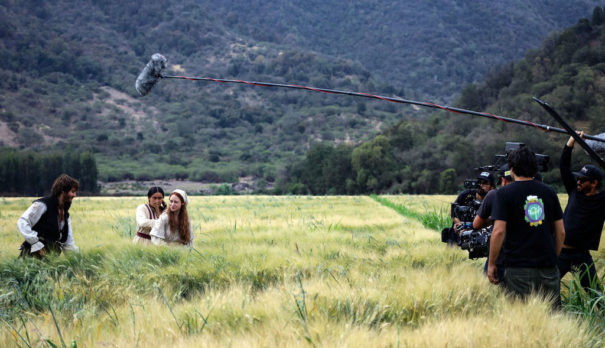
[133,186,166,245]
[150,189,193,246]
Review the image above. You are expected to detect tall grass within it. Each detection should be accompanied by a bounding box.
[0,195,602,346]
[371,195,451,231]
[561,259,605,335]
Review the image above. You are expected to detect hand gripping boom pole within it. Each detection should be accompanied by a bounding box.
[135,53,605,145]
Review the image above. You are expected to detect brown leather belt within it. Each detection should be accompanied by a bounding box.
[136,232,151,240]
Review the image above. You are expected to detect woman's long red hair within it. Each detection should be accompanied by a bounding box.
[168,192,190,244]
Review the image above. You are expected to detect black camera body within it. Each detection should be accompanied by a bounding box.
[458,224,492,259]
[441,198,483,252]
[463,179,480,190]
[451,199,481,223]
[445,200,491,259]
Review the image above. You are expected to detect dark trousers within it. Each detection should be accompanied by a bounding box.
[503,266,561,308]
[558,248,601,292]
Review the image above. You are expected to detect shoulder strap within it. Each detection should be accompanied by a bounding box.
[145,204,156,219]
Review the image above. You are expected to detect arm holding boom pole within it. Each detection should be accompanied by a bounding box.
[533,97,605,170]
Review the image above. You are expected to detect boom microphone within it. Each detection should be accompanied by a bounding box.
[587,132,605,157]
[135,53,167,96]
[134,53,605,147]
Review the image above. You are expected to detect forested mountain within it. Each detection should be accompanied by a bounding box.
[0,0,601,186]
[207,0,601,100]
[281,8,605,194]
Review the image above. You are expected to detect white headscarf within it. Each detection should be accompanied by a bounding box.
[171,189,189,206]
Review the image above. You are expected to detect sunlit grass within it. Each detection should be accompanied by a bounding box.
[0,195,603,346]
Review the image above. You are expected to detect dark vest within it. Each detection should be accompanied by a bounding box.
[32,195,70,244]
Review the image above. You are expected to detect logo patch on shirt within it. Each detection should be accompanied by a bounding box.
[524,195,545,227]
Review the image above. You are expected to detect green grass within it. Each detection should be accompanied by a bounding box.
[371,194,451,231]
[561,259,605,331]
[0,196,602,347]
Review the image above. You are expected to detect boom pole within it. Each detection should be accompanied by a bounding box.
[161,74,605,143]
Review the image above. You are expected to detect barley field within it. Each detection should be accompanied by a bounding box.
[0,195,603,347]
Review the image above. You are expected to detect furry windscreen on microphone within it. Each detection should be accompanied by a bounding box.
[586,132,605,157]
[135,53,167,96]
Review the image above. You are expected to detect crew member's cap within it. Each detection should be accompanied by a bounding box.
[171,189,189,205]
[477,171,495,185]
[499,164,512,180]
[573,164,603,182]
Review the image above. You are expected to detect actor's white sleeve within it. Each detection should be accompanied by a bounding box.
[17,201,46,253]
[151,236,169,246]
[61,216,79,252]
[136,204,155,229]
[150,214,168,245]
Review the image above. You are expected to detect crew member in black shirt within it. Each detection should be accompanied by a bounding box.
[473,165,514,230]
[474,165,513,278]
[488,146,565,306]
[558,132,605,291]
[451,173,494,227]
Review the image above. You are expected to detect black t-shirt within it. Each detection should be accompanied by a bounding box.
[560,145,605,250]
[477,189,497,219]
[492,180,563,268]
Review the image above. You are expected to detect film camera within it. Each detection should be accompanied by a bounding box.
[457,223,493,259]
[442,198,490,259]
[451,199,481,223]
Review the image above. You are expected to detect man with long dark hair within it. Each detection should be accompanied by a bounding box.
[488,146,565,306]
[17,174,80,258]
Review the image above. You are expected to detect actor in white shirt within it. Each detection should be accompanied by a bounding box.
[17,174,80,258]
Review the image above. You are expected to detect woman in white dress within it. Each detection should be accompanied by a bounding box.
[133,187,166,245]
[150,189,193,246]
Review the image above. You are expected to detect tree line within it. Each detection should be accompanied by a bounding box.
[275,125,466,195]
[0,149,98,196]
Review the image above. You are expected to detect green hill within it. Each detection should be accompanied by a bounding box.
[282,9,605,194]
[0,0,601,185]
[207,0,602,101]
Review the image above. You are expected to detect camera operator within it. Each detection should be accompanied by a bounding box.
[558,132,605,292]
[473,165,513,230]
[453,172,495,227]
[473,165,513,277]
[488,146,565,307]
[445,172,495,245]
